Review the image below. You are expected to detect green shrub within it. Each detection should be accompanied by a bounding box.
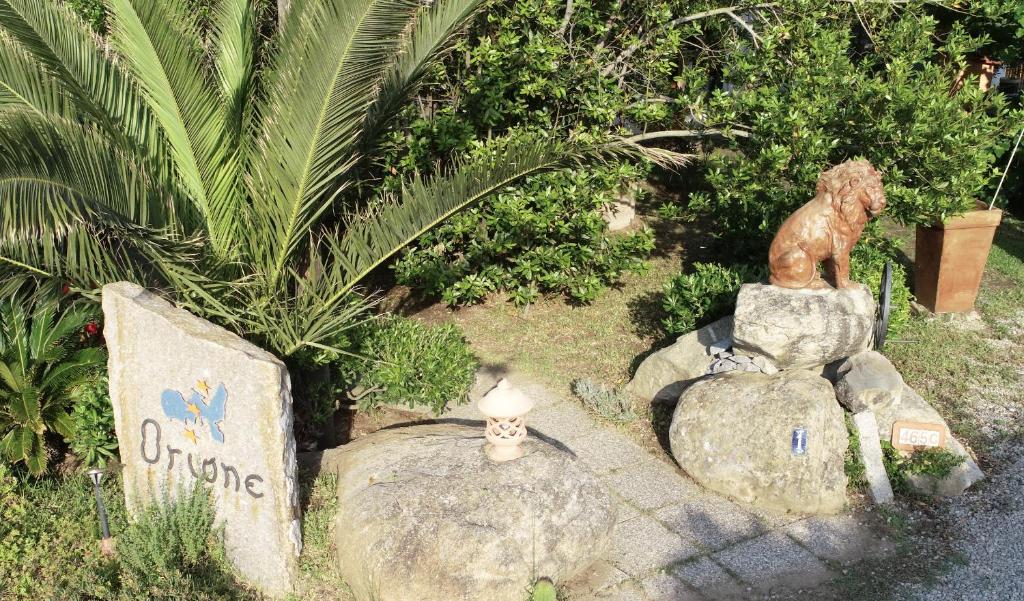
[394,165,655,306]
[881,441,966,497]
[69,375,118,469]
[661,262,767,336]
[343,316,478,415]
[849,238,913,342]
[685,3,1015,252]
[117,483,252,600]
[571,378,636,424]
[384,0,695,306]
[0,295,106,475]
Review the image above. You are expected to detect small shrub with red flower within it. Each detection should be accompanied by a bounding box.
[0,295,106,475]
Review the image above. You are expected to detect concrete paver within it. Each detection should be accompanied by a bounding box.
[607,514,702,578]
[712,532,835,592]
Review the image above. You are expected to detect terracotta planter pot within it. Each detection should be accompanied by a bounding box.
[914,201,1002,313]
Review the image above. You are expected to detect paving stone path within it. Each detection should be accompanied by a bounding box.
[447,374,893,601]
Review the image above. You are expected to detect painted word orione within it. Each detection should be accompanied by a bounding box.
[139,419,265,499]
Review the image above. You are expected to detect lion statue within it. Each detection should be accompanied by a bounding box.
[768,160,886,289]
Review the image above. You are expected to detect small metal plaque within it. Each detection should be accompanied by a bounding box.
[891,421,947,451]
[791,427,808,456]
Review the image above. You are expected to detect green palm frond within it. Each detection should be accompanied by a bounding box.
[0,111,200,287]
[0,0,166,165]
[0,33,73,117]
[249,0,421,286]
[360,0,486,153]
[212,0,256,140]
[39,347,105,395]
[106,0,229,247]
[327,132,689,299]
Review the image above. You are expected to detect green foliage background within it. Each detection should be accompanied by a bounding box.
[685,2,1013,253]
[390,0,1020,306]
[343,315,478,415]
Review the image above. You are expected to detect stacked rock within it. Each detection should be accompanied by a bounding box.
[705,346,778,375]
[629,282,984,515]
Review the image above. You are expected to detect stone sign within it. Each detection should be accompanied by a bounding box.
[103,282,300,597]
[891,420,947,452]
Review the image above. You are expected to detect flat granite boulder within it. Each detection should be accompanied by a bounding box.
[331,424,616,601]
[625,316,733,401]
[733,283,874,369]
[669,370,848,514]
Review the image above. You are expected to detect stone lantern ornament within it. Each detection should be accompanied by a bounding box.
[478,379,535,461]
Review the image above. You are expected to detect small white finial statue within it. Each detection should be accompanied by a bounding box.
[477,379,535,461]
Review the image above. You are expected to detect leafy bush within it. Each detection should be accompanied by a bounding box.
[684,3,1015,251]
[0,296,105,475]
[661,262,767,336]
[69,375,118,469]
[881,440,966,497]
[395,165,655,305]
[343,316,478,415]
[571,378,636,423]
[384,0,699,306]
[117,483,252,600]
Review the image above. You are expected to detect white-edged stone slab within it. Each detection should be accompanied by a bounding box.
[852,410,894,504]
[103,282,300,597]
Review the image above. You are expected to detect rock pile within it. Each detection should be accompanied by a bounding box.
[706,347,778,375]
[627,282,984,513]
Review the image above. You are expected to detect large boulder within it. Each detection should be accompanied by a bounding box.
[872,385,984,497]
[669,370,848,514]
[625,316,733,401]
[331,424,616,601]
[834,351,905,412]
[732,283,875,369]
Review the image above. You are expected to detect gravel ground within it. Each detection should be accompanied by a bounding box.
[897,442,1024,601]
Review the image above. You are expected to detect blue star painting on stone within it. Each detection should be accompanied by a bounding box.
[161,380,227,444]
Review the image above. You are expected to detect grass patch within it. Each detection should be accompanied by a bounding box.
[844,413,868,492]
[1,464,125,599]
[0,466,259,600]
[294,472,352,600]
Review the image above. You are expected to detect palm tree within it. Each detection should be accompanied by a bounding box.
[0,0,682,358]
[0,295,105,474]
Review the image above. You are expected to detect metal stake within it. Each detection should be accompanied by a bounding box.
[86,469,110,540]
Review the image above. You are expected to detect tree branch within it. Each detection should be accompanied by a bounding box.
[726,10,761,47]
[557,0,573,36]
[601,3,777,76]
[626,128,751,143]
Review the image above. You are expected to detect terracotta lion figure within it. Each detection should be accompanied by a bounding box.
[768,159,886,289]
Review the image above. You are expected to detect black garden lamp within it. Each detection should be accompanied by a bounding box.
[86,468,114,555]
